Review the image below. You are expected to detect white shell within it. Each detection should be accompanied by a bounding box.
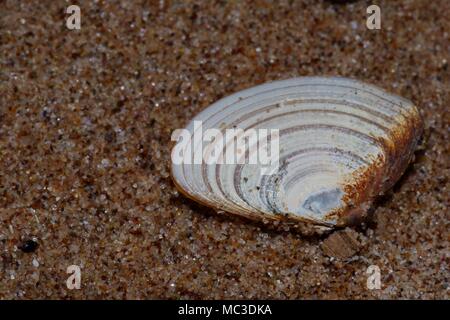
[171,77,423,228]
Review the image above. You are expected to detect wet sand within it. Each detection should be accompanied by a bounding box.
[0,0,448,299]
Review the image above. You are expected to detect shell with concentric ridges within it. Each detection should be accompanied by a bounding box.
[171,77,423,229]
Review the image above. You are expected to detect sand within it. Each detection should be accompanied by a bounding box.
[0,0,448,299]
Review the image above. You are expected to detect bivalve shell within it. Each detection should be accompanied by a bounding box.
[171,77,423,229]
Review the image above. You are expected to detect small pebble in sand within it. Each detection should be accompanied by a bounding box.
[19,239,39,253]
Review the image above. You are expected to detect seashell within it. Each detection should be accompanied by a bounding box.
[171,77,423,230]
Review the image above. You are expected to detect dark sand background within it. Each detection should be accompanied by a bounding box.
[0,0,448,299]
